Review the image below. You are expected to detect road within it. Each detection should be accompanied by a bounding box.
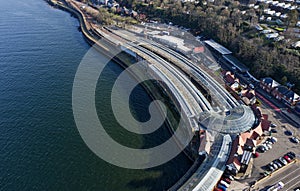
[253,161,300,191]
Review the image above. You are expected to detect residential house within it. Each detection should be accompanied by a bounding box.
[271,85,289,100]
[260,77,280,93]
[224,71,240,91]
[282,90,300,106]
[295,103,300,114]
[241,89,256,105]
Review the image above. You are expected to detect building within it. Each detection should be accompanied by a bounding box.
[295,103,300,114]
[226,113,271,175]
[271,85,289,100]
[282,90,300,106]
[241,89,256,105]
[204,39,232,56]
[260,77,280,93]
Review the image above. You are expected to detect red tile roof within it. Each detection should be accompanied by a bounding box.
[261,119,271,131]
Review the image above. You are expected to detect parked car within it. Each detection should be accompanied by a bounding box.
[264,143,272,150]
[221,177,231,184]
[217,184,227,191]
[271,129,278,133]
[274,160,282,168]
[290,137,300,144]
[223,173,234,180]
[214,188,222,191]
[270,123,277,127]
[265,139,273,144]
[267,164,274,171]
[285,130,293,136]
[269,162,278,170]
[253,152,259,158]
[270,137,278,143]
[287,152,296,159]
[220,180,230,188]
[278,157,288,166]
[257,146,266,153]
[267,137,277,144]
[263,171,271,176]
[283,155,292,163]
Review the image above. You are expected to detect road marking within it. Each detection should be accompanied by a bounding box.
[283,171,300,190]
[263,165,299,184]
[285,181,300,191]
[285,171,300,185]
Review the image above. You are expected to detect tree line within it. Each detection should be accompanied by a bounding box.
[84,0,300,93]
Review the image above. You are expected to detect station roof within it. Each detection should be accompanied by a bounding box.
[222,54,249,73]
[204,39,232,55]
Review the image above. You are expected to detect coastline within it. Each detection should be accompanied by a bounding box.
[45,1,208,189]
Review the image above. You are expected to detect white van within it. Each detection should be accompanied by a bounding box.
[266,181,284,191]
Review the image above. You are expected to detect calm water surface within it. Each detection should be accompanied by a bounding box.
[0,0,191,190]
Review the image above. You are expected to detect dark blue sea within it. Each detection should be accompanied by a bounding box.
[0,0,191,190]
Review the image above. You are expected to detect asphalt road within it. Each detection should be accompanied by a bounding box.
[253,161,300,191]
